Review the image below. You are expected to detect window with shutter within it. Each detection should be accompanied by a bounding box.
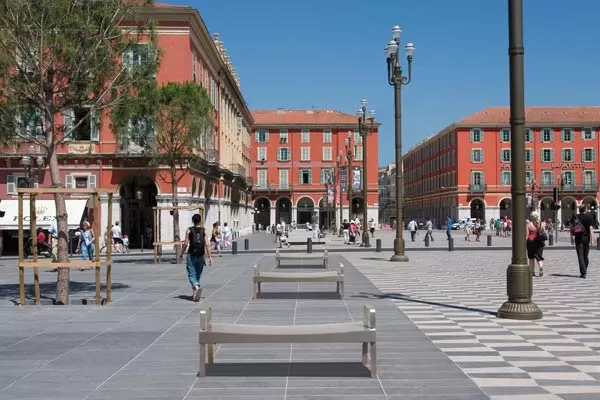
[89,174,97,188]
[63,109,75,141]
[66,175,74,189]
[90,111,100,141]
[7,175,16,194]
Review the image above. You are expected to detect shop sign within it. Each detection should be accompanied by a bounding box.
[550,163,584,169]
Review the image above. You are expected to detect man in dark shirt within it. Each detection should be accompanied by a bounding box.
[574,205,595,279]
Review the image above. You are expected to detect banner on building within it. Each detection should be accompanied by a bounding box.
[339,167,347,193]
[327,187,334,204]
[352,167,362,192]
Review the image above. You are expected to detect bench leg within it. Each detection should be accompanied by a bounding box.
[208,343,214,365]
[257,282,261,294]
[336,282,340,294]
[340,281,345,298]
[370,341,377,377]
[198,343,206,377]
[362,342,368,364]
[252,282,257,299]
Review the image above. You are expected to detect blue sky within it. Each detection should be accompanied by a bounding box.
[166,0,600,164]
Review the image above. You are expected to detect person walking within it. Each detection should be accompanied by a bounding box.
[571,205,595,279]
[407,218,417,242]
[342,219,350,244]
[446,216,453,240]
[210,222,222,257]
[526,212,547,277]
[182,214,213,302]
[424,217,434,242]
[77,221,95,269]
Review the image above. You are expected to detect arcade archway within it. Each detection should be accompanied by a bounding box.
[296,197,314,225]
[470,198,485,221]
[539,197,554,222]
[119,175,158,249]
[253,197,271,229]
[351,197,365,221]
[561,196,577,225]
[275,197,292,224]
[499,198,512,220]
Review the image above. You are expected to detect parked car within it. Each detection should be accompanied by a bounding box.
[451,218,477,230]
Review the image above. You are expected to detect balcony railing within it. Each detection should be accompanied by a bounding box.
[230,163,246,178]
[204,148,219,165]
[468,184,487,193]
[253,184,292,191]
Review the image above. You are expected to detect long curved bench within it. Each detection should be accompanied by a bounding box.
[198,305,377,377]
[253,263,344,299]
[275,249,328,268]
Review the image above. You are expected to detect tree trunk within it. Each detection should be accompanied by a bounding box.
[171,176,182,263]
[49,145,70,305]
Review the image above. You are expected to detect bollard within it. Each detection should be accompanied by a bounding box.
[424,235,430,248]
[487,234,492,247]
[376,238,382,252]
[448,238,454,252]
[232,241,238,255]
[307,238,313,253]
[548,234,554,246]
[244,238,249,251]
[597,237,600,251]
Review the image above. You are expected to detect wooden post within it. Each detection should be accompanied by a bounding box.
[30,194,40,305]
[106,193,113,304]
[93,192,101,305]
[18,193,25,306]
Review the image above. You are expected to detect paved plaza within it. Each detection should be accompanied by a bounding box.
[0,236,598,399]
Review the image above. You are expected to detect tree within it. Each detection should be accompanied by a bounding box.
[0,0,157,304]
[112,82,213,262]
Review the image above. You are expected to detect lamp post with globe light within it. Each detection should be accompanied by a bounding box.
[356,98,376,247]
[385,25,414,262]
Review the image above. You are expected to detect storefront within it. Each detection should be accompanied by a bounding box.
[0,199,87,255]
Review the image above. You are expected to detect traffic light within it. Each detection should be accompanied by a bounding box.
[553,187,559,203]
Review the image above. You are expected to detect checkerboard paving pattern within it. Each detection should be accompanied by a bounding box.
[349,250,600,400]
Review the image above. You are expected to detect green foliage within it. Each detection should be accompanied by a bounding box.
[0,0,158,147]
[112,81,213,184]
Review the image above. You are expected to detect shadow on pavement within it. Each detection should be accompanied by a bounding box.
[206,362,371,377]
[551,273,581,278]
[255,291,341,300]
[356,292,497,316]
[0,281,130,302]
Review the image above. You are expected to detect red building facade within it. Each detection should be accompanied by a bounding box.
[250,110,379,230]
[403,107,600,227]
[0,3,254,254]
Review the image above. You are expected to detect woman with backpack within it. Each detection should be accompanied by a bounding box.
[183,214,213,302]
[526,212,547,277]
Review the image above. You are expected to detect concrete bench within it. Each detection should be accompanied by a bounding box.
[198,305,377,378]
[252,263,344,299]
[275,249,328,268]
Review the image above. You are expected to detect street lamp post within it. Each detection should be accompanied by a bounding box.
[20,145,45,188]
[356,99,376,247]
[337,154,343,236]
[497,0,543,320]
[385,25,414,262]
[344,134,353,221]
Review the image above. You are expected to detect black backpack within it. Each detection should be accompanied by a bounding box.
[188,227,205,257]
[570,217,586,237]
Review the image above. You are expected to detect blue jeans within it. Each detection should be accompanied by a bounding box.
[186,253,206,288]
[81,243,94,260]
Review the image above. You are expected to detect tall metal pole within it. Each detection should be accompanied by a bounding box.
[362,132,370,246]
[390,66,408,261]
[497,0,542,320]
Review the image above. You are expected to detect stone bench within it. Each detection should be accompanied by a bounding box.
[198,305,377,378]
[275,249,328,268]
[252,263,344,299]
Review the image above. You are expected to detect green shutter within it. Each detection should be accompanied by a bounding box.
[90,110,100,141]
[560,129,565,142]
[480,150,484,162]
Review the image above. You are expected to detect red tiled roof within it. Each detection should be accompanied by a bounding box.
[459,106,600,125]
[251,109,372,126]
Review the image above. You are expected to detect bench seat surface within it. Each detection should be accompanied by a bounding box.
[200,322,374,343]
[277,254,327,259]
[256,271,340,280]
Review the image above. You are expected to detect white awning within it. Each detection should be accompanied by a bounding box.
[0,199,88,230]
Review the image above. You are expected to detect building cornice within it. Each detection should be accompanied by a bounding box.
[253,124,381,130]
[130,5,254,128]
